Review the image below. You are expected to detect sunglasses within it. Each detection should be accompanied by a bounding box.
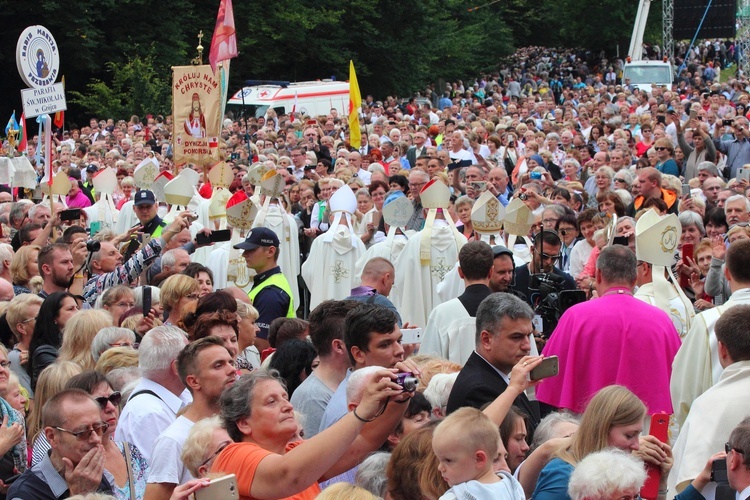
[55,422,109,441]
[726,442,745,455]
[654,147,669,151]
[95,392,122,410]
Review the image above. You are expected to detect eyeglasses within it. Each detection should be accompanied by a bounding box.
[94,392,122,410]
[654,147,669,151]
[540,252,562,261]
[542,218,559,225]
[0,361,9,369]
[409,182,427,189]
[109,341,139,349]
[186,293,200,300]
[55,422,109,441]
[614,178,628,183]
[115,302,136,309]
[726,442,745,455]
[201,441,231,467]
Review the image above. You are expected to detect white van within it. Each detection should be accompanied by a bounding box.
[622,60,673,94]
[227,80,350,119]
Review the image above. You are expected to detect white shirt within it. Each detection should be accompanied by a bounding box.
[147,415,195,486]
[115,378,192,462]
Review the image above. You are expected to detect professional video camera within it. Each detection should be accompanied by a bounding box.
[529,273,585,338]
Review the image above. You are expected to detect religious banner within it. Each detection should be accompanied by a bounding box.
[172,65,222,167]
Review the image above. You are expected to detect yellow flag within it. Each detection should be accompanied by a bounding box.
[348,60,362,149]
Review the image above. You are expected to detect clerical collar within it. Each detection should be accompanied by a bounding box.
[600,286,633,297]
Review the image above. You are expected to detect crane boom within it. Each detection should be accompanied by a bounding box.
[628,0,651,61]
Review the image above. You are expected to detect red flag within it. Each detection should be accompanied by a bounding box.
[209,0,238,74]
[53,110,64,130]
[291,92,298,122]
[18,112,27,153]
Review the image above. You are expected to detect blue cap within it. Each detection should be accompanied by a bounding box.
[233,227,280,251]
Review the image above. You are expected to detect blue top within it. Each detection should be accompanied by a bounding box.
[532,458,574,500]
[656,158,680,177]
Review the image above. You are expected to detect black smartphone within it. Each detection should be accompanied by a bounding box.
[60,208,82,221]
[196,229,232,245]
[724,119,734,126]
[142,287,152,316]
[711,457,728,483]
[3,473,20,485]
[613,236,630,247]
[657,115,666,125]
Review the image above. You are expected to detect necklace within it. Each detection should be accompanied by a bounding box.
[601,286,633,297]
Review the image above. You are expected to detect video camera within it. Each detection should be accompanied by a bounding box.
[529,273,585,338]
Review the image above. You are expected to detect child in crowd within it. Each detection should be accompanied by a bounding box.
[432,407,525,500]
[3,373,27,416]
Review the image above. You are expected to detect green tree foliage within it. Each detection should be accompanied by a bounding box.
[0,0,663,123]
[68,54,171,118]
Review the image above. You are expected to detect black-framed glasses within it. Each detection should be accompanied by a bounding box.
[201,441,231,467]
[94,392,122,410]
[726,442,745,455]
[0,361,9,369]
[654,147,668,151]
[55,422,109,441]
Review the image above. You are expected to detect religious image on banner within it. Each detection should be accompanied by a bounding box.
[172,65,221,167]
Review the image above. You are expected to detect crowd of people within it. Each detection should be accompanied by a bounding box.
[0,43,750,499]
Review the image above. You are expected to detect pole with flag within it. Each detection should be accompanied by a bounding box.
[348,61,362,149]
[53,76,65,132]
[5,112,19,154]
[291,92,298,122]
[18,112,27,155]
[209,0,238,74]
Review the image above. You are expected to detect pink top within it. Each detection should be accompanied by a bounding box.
[537,291,681,414]
[582,245,600,277]
[66,190,92,208]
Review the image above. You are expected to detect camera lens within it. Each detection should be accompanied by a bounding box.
[86,240,101,253]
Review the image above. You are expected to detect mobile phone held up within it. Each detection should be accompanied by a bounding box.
[530,356,559,381]
[640,412,669,499]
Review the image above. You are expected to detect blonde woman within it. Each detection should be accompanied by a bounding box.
[58,309,114,371]
[10,245,40,295]
[28,361,82,466]
[160,274,200,326]
[236,300,260,371]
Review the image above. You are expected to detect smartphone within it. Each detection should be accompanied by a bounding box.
[530,355,559,380]
[739,167,750,183]
[724,119,734,126]
[640,413,670,499]
[711,458,728,483]
[195,474,239,500]
[689,109,697,121]
[681,183,691,197]
[197,229,232,245]
[657,115,666,124]
[470,181,487,192]
[680,243,694,289]
[142,287,152,317]
[230,152,240,161]
[3,473,20,485]
[60,208,82,221]
[613,236,630,247]
[401,328,423,344]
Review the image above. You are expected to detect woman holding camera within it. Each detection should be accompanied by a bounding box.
[212,369,411,499]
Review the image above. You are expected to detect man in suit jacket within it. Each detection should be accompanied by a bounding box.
[406,131,428,168]
[446,292,541,437]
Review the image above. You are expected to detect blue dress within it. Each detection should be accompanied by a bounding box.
[656,158,679,176]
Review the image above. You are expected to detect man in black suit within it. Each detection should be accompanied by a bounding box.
[446,292,541,437]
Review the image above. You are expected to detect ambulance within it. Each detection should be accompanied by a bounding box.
[227,80,350,119]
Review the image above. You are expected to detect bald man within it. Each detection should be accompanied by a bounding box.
[345,257,401,326]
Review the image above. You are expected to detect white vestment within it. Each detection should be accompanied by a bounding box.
[253,205,301,311]
[115,200,137,234]
[354,232,412,310]
[671,288,750,430]
[668,360,750,499]
[394,225,467,327]
[302,225,365,311]
[206,238,255,294]
[634,282,693,338]
[420,298,475,365]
